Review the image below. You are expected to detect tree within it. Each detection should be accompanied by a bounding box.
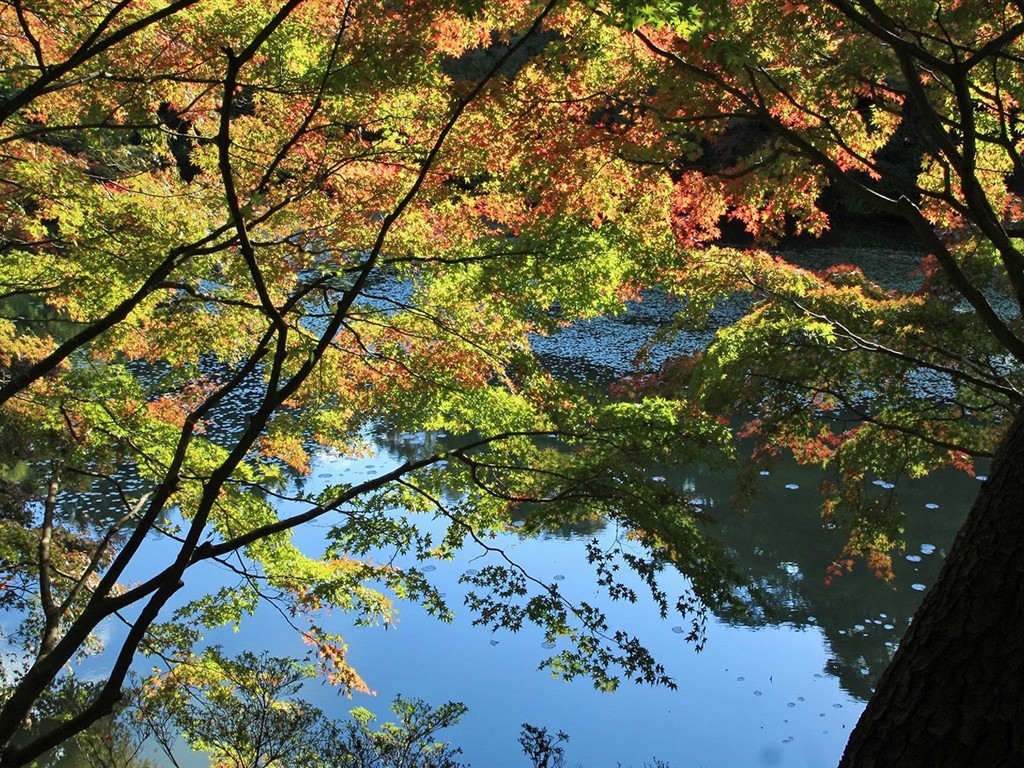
[135,649,470,768]
[4,1,1024,766]
[142,649,345,768]
[0,1,738,765]
[585,0,1024,763]
[518,723,569,768]
[333,696,469,768]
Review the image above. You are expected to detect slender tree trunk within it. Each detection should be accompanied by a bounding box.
[840,404,1024,766]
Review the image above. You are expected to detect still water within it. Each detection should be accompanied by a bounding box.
[76,245,983,767]
[115,434,978,768]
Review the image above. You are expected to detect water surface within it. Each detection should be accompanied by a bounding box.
[133,437,977,768]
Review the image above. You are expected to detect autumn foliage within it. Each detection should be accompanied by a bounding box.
[3,0,1024,765]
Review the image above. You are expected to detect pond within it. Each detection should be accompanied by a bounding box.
[64,245,984,767]
[121,432,978,768]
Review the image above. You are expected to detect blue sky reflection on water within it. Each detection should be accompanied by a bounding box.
[116,429,980,768]
[102,264,985,768]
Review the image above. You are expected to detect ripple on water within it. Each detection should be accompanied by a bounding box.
[920,543,937,555]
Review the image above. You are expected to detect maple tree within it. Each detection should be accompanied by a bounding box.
[134,649,469,768]
[3,0,1024,766]
[0,1,735,765]
[591,0,1024,764]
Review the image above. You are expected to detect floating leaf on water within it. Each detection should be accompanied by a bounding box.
[489,639,499,646]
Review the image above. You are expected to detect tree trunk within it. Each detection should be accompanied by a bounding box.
[839,404,1024,766]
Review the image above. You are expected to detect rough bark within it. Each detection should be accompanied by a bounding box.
[840,404,1024,766]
